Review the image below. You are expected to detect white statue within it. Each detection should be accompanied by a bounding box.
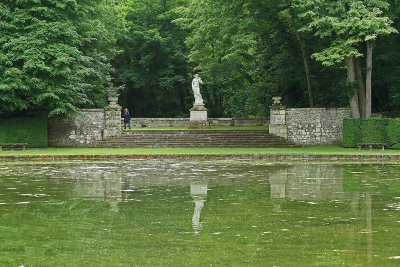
[191,74,204,105]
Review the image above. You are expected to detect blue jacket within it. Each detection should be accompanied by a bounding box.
[123,112,130,123]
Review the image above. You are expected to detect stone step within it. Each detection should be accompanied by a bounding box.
[96,145,294,148]
[94,141,295,147]
[98,137,285,142]
[93,130,296,148]
[96,141,282,145]
[122,130,268,135]
[111,136,280,141]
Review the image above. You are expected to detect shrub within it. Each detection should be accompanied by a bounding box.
[342,118,390,147]
[360,118,389,144]
[388,118,400,148]
[342,118,362,147]
[0,117,48,147]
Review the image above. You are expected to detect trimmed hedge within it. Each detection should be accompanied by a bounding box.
[360,118,389,144]
[0,117,48,147]
[388,118,400,149]
[343,118,397,148]
[342,118,362,147]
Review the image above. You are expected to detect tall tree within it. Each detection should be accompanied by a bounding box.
[294,0,397,117]
[0,0,119,116]
[114,0,191,117]
[179,0,264,117]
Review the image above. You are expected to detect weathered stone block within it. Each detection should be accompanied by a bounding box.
[190,110,208,121]
[188,121,210,129]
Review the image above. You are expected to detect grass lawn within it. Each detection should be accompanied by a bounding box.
[0,145,399,156]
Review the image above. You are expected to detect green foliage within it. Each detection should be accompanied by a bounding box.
[114,0,191,117]
[177,0,264,116]
[388,118,400,148]
[0,0,120,116]
[2,0,400,118]
[342,118,362,147]
[343,118,394,147]
[294,0,397,66]
[374,6,400,114]
[360,118,389,144]
[293,0,398,118]
[0,117,48,147]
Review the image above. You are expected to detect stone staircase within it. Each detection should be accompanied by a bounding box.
[93,130,297,148]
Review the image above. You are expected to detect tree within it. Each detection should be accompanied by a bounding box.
[0,0,119,116]
[114,0,191,117]
[294,0,398,117]
[178,0,265,117]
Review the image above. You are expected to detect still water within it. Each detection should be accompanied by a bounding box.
[0,160,400,267]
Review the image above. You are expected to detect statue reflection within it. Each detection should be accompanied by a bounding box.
[190,180,208,235]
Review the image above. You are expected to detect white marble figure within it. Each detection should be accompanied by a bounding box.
[191,74,204,105]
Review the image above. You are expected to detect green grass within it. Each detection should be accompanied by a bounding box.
[0,145,399,156]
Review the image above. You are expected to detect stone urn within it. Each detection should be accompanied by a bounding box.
[108,96,119,106]
[272,96,282,104]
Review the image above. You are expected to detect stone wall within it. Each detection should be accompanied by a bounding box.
[49,111,267,147]
[48,97,122,147]
[48,109,105,147]
[268,97,351,145]
[286,108,350,145]
[131,118,188,127]
[131,118,267,127]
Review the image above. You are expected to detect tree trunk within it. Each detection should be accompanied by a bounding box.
[289,7,314,107]
[346,57,360,118]
[355,58,366,117]
[365,41,373,118]
[298,35,314,108]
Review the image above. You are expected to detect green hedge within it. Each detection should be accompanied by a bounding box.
[342,118,362,147]
[360,118,389,144]
[0,117,48,147]
[388,118,400,149]
[343,118,398,148]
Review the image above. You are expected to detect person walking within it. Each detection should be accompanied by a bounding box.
[123,108,131,130]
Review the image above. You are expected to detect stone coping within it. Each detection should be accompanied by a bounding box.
[78,109,104,112]
[0,154,398,162]
[285,107,350,111]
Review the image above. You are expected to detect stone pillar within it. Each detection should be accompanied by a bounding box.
[189,104,210,129]
[269,96,287,139]
[103,96,122,139]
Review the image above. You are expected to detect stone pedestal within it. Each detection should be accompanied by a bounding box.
[189,104,209,129]
[269,96,287,139]
[103,96,122,139]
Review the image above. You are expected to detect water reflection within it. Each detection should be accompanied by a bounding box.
[1,161,400,266]
[269,164,379,263]
[269,164,345,200]
[190,180,208,234]
[73,167,122,212]
[71,163,210,233]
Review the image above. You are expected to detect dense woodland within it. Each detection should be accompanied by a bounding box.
[1,0,400,118]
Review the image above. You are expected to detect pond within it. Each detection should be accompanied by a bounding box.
[1,160,400,266]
